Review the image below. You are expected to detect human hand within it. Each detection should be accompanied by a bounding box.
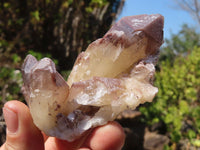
[0,100,125,150]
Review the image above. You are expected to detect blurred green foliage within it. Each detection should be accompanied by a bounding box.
[0,0,124,70]
[0,60,23,106]
[140,26,200,148]
[159,24,200,65]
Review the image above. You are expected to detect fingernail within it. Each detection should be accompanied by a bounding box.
[3,107,18,134]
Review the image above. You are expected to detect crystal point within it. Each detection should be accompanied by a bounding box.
[22,14,164,141]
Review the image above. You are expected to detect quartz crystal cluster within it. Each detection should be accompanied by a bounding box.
[21,14,164,141]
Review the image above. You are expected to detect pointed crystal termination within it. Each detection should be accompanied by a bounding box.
[67,14,164,86]
[21,14,164,141]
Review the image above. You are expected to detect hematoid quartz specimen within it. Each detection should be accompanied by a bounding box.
[21,14,164,141]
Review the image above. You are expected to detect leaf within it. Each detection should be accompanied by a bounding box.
[31,10,40,21]
[165,113,174,124]
[179,100,189,115]
[3,2,10,8]
[187,129,196,140]
[171,130,181,142]
[191,139,200,147]
[12,54,21,63]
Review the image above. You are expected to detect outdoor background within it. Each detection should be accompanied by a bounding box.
[0,0,200,149]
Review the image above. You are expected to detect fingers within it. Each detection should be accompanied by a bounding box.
[44,129,92,150]
[45,122,125,150]
[45,137,83,150]
[81,122,125,150]
[0,101,44,150]
[0,101,125,150]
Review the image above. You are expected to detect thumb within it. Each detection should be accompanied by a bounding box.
[1,101,44,150]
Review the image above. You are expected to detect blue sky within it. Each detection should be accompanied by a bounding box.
[118,0,196,39]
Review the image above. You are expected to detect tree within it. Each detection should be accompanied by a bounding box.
[140,46,200,147]
[140,25,200,148]
[0,0,125,70]
[159,24,200,64]
[174,0,200,25]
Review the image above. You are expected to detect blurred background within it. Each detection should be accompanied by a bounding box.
[0,0,200,149]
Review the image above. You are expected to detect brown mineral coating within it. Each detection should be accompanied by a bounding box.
[103,14,164,54]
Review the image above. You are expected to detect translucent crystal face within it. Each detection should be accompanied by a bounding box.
[21,14,164,141]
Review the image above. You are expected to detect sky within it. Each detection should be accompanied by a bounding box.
[118,0,196,39]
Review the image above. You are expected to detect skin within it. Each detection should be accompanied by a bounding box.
[0,100,125,150]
